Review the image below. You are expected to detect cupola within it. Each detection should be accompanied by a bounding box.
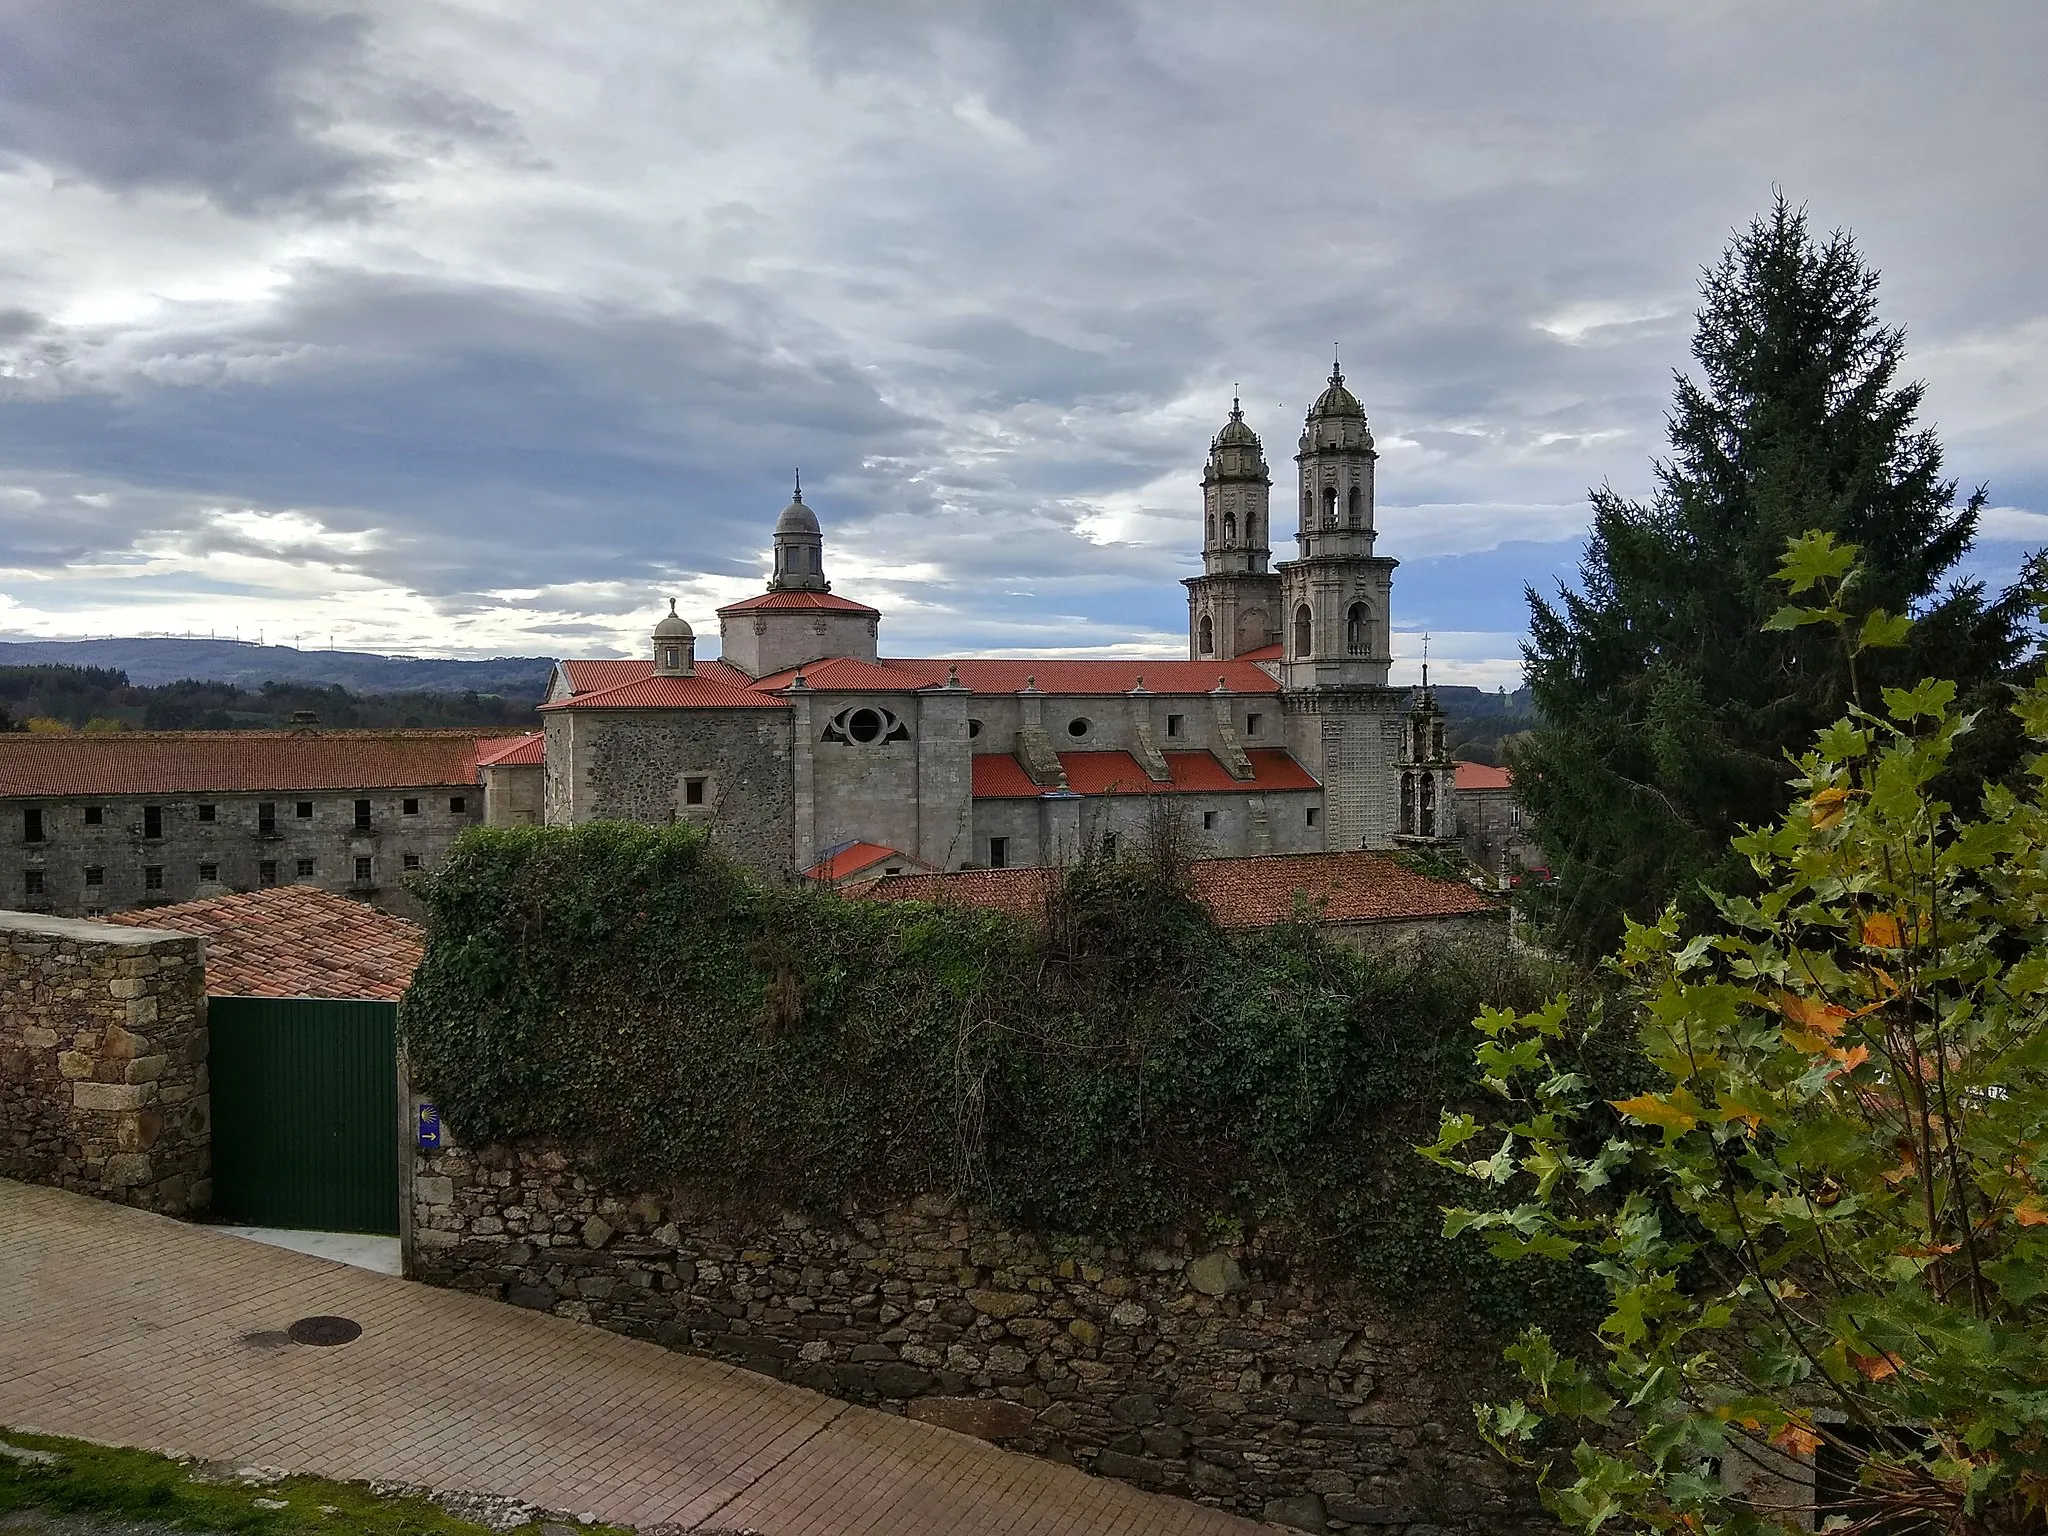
[652,598,695,676]
[770,473,829,592]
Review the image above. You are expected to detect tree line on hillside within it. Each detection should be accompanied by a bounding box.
[0,665,542,734]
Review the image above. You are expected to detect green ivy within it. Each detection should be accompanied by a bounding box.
[401,821,1616,1332]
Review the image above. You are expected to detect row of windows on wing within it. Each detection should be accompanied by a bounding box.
[17,798,467,841]
[18,852,418,900]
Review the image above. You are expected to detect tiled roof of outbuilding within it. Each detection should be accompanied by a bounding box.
[864,850,1497,930]
[1454,761,1514,791]
[476,734,545,767]
[0,730,495,798]
[104,885,422,1001]
[539,671,782,712]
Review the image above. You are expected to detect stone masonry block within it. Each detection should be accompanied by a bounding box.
[72,1081,156,1112]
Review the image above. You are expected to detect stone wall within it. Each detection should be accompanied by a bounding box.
[0,912,210,1214]
[409,1131,1544,1535]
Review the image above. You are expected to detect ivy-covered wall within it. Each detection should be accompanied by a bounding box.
[398,822,1599,1530]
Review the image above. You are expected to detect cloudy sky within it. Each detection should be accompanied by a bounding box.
[0,1,2043,685]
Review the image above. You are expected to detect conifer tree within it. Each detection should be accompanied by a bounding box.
[1514,197,2026,962]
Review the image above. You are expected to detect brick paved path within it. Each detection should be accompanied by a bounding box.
[0,1181,1259,1534]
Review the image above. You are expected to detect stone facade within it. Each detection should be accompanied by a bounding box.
[407,1131,1543,1535]
[1,911,210,1215]
[3,787,483,922]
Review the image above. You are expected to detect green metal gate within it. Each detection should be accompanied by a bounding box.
[208,997,399,1235]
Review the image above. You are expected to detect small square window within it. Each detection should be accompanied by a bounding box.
[354,856,373,882]
[1202,810,1217,831]
[85,907,104,919]
[403,853,421,871]
[83,805,103,827]
[296,858,315,877]
[1306,806,1320,827]
[197,803,216,823]
[988,836,1010,869]
[1245,712,1262,736]
[354,799,372,829]
[143,805,162,839]
[84,866,104,887]
[1165,714,1184,739]
[22,808,42,842]
[449,795,466,814]
[24,870,45,895]
[403,798,420,815]
[684,777,707,807]
[258,860,278,886]
[144,866,164,891]
[199,861,218,882]
[296,801,314,819]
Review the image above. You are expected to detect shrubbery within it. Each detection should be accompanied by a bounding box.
[401,821,1613,1330]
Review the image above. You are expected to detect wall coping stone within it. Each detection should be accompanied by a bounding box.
[2,911,194,948]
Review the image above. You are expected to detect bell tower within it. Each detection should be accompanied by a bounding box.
[1183,391,1283,660]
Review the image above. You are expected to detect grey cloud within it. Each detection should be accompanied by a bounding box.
[0,0,517,214]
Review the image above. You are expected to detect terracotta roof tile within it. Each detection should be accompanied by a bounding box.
[753,658,937,693]
[865,850,1498,929]
[880,658,1282,696]
[804,841,931,882]
[970,749,1318,799]
[476,734,545,767]
[0,730,496,798]
[717,590,881,616]
[539,671,784,711]
[104,885,422,1001]
[1236,642,1284,661]
[1455,761,1514,791]
[558,659,653,696]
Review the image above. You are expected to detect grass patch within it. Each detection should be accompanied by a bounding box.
[0,1430,627,1536]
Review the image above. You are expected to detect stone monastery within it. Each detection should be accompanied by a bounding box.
[531,362,1459,880]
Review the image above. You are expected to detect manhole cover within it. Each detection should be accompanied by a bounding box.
[287,1315,362,1347]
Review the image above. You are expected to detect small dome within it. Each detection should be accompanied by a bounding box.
[775,478,820,536]
[653,598,693,640]
[1308,364,1365,421]
[1213,394,1260,449]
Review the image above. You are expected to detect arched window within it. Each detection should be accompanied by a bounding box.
[1293,604,1313,660]
[1322,486,1338,527]
[1222,512,1236,544]
[1400,772,1416,834]
[1347,485,1362,525]
[1207,516,1215,544]
[1198,614,1214,656]
[1346,603,1368,656]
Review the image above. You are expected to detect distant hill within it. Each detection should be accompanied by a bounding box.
[1422,683,1538,767]
[0,637,557,696]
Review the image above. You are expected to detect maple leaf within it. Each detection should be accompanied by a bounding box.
[1610,1091,1699,1133]
[1773,1420,1823,1457]
[1862,913,1905,948]
[2015,1197,2048,1227]
[1850,1351,1901,1381]
[1778,992,1850,1038]
[1826,1044,1871,1079]
[1809,786,1854,830]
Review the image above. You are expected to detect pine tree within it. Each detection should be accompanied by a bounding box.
[1513,197,2028,962]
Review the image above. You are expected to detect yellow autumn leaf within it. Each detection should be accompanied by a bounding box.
[1862,913,1904,948]
[1610,1091,1699,1133]
[1718,1099,1767,1133]
[1809,786,1853,830]
[2015,1197,2048,1228]
[1778,992,1850,1038]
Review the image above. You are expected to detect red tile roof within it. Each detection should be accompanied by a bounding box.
[970,749,1318,798]
[539,670,783,712]
[1236,642,1284,662]
[881,658,1281,696]
[476,734,545,767]
[717,590,881,616]
[1455,761,1514,791]
[104,886,422,1001]
[0,730,496,798]
[804,841,932,882]
[557,658,654,697]
[865,851,1498,930]
[753,657,938,693]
